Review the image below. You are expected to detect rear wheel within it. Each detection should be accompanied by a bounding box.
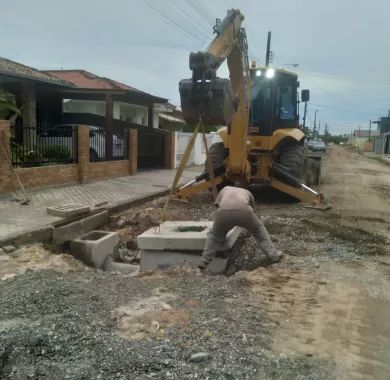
[204,142,228,171]
[204,142,229,191]
[277,143,305,202]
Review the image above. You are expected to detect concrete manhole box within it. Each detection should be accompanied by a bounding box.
[69,230,119,269]
[137,221,242,251]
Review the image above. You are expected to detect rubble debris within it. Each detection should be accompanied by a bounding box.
[189,352,210,363]
[103,255,139,274]
[2,245,16,253]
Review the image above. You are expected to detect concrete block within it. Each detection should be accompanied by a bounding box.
[47,203,90,218]
[137,221,241,251]
[52,211,108,244]
[2,245,16,253]
[140,250,229,275]
[69,230,119,269]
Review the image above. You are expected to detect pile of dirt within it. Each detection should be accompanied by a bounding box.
[0,244,87,281]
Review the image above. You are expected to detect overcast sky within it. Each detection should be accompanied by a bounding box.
[2,0,390,134]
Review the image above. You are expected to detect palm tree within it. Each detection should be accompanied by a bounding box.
[0,90,20,120]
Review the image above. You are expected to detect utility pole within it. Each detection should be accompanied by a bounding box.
[318,120,321,138]
[265,31,271,67]
[368,120,371,141]
[302,101,308,130]
[313,109,319,138]
[324,123,328,143]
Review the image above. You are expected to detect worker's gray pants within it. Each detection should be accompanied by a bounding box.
[202,208,276,261]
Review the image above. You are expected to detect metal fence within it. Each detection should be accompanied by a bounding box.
[88,126,129,161]
[138,129,165,169]
[10,123,78,167]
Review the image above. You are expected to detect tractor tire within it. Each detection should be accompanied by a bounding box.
[276,143,305,202]
[204,142,229,191]
[204,142,228,171]
[280,143,305,181]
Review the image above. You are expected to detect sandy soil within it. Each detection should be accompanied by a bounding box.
[1,145,389,379]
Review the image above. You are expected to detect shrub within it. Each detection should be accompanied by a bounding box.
[43,145,71,162]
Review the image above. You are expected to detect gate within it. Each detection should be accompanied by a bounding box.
[137,129,166,169]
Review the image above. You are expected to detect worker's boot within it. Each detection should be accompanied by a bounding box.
[267,250,284,264]
[198,256,211,270]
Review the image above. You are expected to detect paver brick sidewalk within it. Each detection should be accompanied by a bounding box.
[0,167,202,243]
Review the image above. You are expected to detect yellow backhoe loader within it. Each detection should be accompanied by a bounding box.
[176,9,327,208]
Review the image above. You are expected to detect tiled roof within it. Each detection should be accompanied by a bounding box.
[43,70,141,92]
[0,57,74,87]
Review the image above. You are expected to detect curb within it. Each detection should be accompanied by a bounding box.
[0,188,171,246]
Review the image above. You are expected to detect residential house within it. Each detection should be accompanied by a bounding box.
[349,129,379,149]
[43,70,164,128]
[373,117,390,154]
[0,57,176,195]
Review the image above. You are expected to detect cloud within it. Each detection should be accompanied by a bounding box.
[2,0,390,134]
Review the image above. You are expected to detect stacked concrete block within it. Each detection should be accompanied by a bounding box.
[52,211,108,244]
[137,221,241,274]
[47,204,90,218]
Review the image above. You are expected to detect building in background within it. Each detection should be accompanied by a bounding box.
[349,129,379,149]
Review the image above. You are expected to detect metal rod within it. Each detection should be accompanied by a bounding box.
[301,183,319,195]
[179,179,197,190]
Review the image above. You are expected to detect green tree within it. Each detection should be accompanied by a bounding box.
[0,90,20,120]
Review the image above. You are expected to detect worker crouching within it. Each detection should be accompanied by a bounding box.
[199,186,283,269]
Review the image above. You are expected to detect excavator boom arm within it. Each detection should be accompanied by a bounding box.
[179,9,251,178]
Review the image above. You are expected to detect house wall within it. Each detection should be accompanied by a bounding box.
[118,102,148,126]
[153,110,159,129]
[175,132,222,167]
[63,99,104,115]
[64,99,150,126]
[0,122,176,195]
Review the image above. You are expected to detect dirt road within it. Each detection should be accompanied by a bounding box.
[1,146,389,379]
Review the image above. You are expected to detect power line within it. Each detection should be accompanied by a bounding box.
[143,0,206,45]
[312,103,386,116]
[171,0,211,42]
[301,71,390,84]
[183,0,214,27]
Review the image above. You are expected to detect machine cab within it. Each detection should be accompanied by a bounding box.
[249,66,299,136]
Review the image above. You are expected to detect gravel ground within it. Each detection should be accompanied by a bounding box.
[2,191,387,379]
[0,267,334,380]
[1,146,390,379]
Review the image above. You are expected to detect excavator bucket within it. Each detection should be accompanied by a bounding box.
[179,77,236,126]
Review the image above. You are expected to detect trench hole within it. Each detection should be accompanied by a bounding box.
[80,231,109,241]
[176,226,206,233]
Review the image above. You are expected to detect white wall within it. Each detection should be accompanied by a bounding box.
[153,110,159,129]
[175,132,222,167]
[63,99,105,115]
[63,99,149,126]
